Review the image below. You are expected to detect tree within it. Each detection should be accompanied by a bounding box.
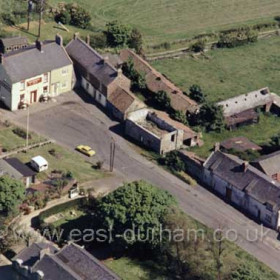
[0,176,25,217]
[171,110,188,125]
[189,84,206,103]
[55,10,71,25]
[230,263,261,280]
[153,91,171,110]
[96,180,177,250]
[159,151,185,172]
[191,39,206,53]
[65,4,92,29]
[129,28,143,54]
[197,103,225,132]
[90,33,108,49]
[106,21,132,47]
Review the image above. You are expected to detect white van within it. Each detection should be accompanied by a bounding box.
[30,156,48,172]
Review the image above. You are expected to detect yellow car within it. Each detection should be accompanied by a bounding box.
[76,145,96,157]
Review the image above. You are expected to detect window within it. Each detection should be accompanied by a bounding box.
[86,83,90,91]
[43,73,48,83]
[62,68,68,75]
[98,93,102,101]
[61,82,67,89]
[20,94,25,101]
[266,203,273,212]
[20,81,25,91]
[43,86,48,93]
[171,135,175,142]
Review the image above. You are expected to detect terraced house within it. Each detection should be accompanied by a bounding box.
[0,35,73,111]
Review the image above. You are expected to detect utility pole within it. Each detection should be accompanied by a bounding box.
[38,0,43,38]
[27,0,33,31]
[26,106,30,148]
[110,138,116,172]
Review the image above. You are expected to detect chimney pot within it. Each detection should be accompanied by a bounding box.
[242,161,249,172]
[117,68,122,76]
[74,32,79,40]
[214,142,220,152]
[0,53,4,64]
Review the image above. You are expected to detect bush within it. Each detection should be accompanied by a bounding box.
[170,110,188,125]
[189,84,206,103]
[90,33,107,49]
[12,127,31,139]
[158,151,185,172]
[190,39,206,52]
[217,28,258,48]
[152,91,171,110]
[55,10,71,25]
[106,21,132,47]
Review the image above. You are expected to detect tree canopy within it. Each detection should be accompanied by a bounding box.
[96,180,177,249]
[0,176,25,217]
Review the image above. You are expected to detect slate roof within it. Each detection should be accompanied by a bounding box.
[218,87,273,117]
[120,49,198,113]
[0,159,22,180]
[66,38,118,86]
[20,243,120,280]
[251,151,280,177]
[0,36,28,48]
[14,242,58,267]
[204,151,280,208]
[2,41,72,83]
[4,157,36,177]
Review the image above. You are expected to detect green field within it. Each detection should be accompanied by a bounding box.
[151,36,280,103]
[46,0,280,45]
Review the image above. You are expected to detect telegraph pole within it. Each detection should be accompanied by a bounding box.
[27,1,33,31]
[110,138,116,172]
[38,0,43,38]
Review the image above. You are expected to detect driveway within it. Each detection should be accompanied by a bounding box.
[3,91,280,274]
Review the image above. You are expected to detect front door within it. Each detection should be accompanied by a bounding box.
[52,83,59,96]
[226,187,232,202]
[30,90,37,104]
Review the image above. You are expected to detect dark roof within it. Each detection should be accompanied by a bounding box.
[2,41,72,83]
[14,242,58,267]
[5,158,36,177]
[252,151,280,177]
[0,36,28,48]
[25,243,120,280]
[55,243,120,280]
[66,38,118,86]
[225,109,258,127]
[204,151,280,208]
[220,137,262,152]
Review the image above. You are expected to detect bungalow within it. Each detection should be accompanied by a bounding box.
[0,157,36,187]
[203,151,280,230]
[217,87,274,129]
[66,34,131,109]
[13,242,120,280]
[0,34,73,111]
[120,49,198,114]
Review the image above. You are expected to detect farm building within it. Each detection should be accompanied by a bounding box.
[0,36,29,54]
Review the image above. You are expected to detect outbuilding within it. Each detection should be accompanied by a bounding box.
[30,156,48,172]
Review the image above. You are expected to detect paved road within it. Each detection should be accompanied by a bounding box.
[3,92,280,274]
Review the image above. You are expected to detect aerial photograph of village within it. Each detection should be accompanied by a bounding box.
[0,0,280,279]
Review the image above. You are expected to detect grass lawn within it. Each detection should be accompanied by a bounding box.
[190,113,280,158]
[46,0,280,45]
[0,125,45,152]
[15,143,106,183]
[151,36,280,103]
[105,258,168,280]
[2,20,97,45]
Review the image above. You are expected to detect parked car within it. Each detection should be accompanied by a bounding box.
[76,145,96,157]
[30,156,48,172]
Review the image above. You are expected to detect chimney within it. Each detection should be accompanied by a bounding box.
[55,34,63,46]
[73,32,79,40]
[40,248,50,260]
[117,68,122,76]
[242,161,249,172]
[86,34,90,45]
[214,142,220,152]
[0,53,3,64]
[36,40,43,53]
[102,56,109,64]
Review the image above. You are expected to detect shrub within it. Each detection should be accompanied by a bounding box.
[106,20,132,47]
[90,33,107,49]
[189,84,206,103]
[128,28,143,53]
[95,161,104,170]
[190,39,206,52]
[170,110,188,125]
[158,151,185,172]
[12,127,31,139]
[55,10,71,25]
[153,91,171,110]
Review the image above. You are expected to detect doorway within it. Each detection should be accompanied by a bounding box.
[30,90,37,104]
[226,187,232,202]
